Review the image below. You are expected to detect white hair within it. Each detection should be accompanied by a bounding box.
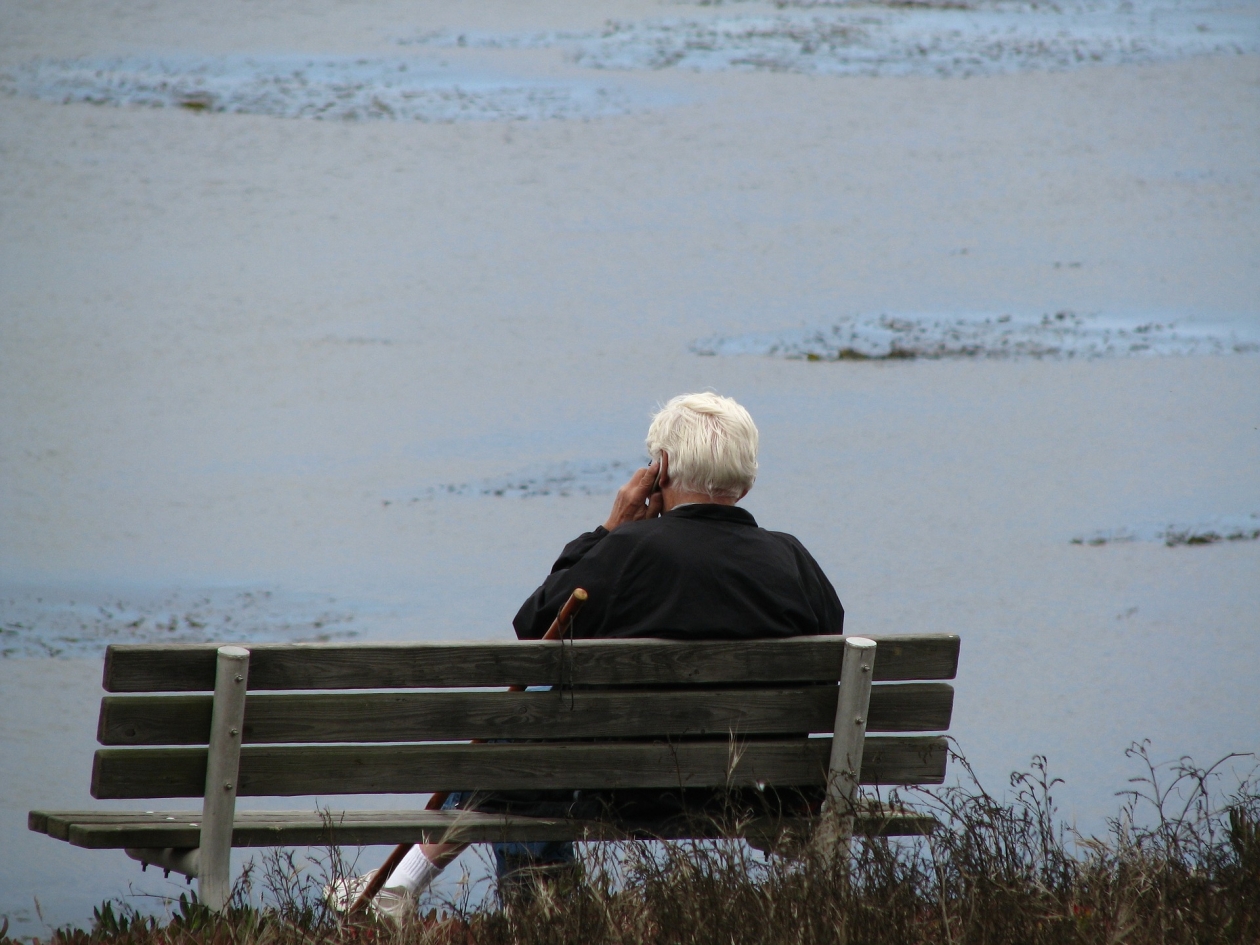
[646,392,759,499]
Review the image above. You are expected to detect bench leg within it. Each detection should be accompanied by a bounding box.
[815,637,876,864]
[199,646,249,912]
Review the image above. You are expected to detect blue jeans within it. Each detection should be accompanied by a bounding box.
[441,792,575,883]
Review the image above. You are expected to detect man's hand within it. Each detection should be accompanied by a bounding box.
[603,464,664,532]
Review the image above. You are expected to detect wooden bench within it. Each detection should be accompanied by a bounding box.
[29,633,960,911]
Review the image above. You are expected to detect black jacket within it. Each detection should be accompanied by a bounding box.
[513,504,844,640]
[456,505,842,822]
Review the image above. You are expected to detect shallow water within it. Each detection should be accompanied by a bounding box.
[1,0,1258,933]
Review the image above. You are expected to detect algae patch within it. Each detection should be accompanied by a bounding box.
[400,0,1260,78]
[692,313,1258,362]
[386,459,641,504]
[4,55,638,122]
[1071,515,1260,548]
[0,586,358,659]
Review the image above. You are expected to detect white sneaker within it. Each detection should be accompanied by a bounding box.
[373,883,417,924]
[324,869,415,924]
[324,868,372,913]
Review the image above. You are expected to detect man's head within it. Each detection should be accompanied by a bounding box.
[646,392,759,501]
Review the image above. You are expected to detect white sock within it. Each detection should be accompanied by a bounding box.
[384,846,439,894]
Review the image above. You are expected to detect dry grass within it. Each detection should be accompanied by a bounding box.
[9,744,1257,945]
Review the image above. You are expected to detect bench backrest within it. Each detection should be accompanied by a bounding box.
[93,635,958,801]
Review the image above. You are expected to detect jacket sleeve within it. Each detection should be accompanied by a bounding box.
[513,527,609,639]
[778,533,845,636]
[808,555,845,635]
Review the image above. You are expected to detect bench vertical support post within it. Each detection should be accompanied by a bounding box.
[199,645,249,912]
[816,636,876,863]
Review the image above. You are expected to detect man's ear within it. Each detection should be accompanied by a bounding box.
[658,452,671,487]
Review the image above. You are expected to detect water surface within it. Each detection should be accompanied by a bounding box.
[1,0,1257,932]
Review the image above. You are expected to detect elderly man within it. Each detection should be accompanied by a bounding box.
[516,391,843,641]
[373,392,844,909]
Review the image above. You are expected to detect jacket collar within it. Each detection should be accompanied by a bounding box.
[664,503,758,527]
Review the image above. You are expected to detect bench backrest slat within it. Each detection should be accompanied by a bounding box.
[91,735,948,799]
[102,635,960,692]
[98,683,954,745]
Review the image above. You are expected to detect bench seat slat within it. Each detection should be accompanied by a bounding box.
[32,809,359,841]
[91,736,947,799]
[97,684,954,745]
[103,635,960,692]
[34,808,936,849]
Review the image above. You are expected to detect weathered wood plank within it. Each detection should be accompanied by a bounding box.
[98,684,954,745]
[91,736,947,799]
[44,808,935,849]
[34,809,361,842]
[43,811,206,842]
[39,810,429,825]
[102,635,960,692]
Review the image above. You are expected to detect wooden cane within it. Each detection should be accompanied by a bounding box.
[349,588,589,915]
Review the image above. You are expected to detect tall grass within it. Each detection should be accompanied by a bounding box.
[9,744,1257,945]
